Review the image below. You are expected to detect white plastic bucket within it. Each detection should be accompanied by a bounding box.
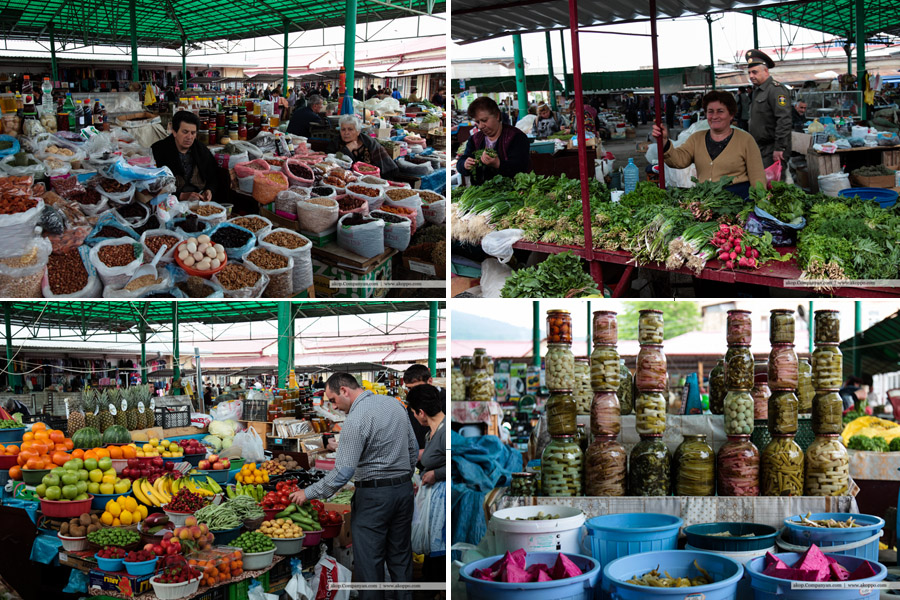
[487,505,585,555]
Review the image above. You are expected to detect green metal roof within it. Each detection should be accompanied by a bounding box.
[749,0,900,40]
[564,66,710,92]
[2,0,445,50]
[839,310,900,376]
[452,74,564,95]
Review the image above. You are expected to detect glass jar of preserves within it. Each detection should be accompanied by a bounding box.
[724,390,755,435]
[590,345,620,391]
[451,367,465,402]
[468,366,494,403]
[768,344,799,390]
[812,390,844,434]
[547,310,573,345]
[576,424,588,453]
[592,310,618,346]
[585,435,626,496]
[673,434,715,496]
[812,345,843,390]
[769,309,795,344]
[509,472,537,496]
[805,434,850,496]
[629,435,670,496]
[635,345,667,391]
[814,310,841,345]
[460,356,474,379]
[635,390,667,434]
[541,435,583,496]
[708,359,726,415]
[725,346,754,390]
[546,343,575,391]
[638,310,664,345]
[768,390,799,434]
[761,435,804,496]
[198,129,209,145]
[717,435,759,496]
[726,309,752,345]
[473,348,493,376]
[590,391,620,436]
[546,390,577,435]
[798,359,814,413]
[573,359,592,414]
[617,360,633,415]
[751,368,771,420]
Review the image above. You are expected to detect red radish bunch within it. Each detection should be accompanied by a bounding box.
[710,224,760,270]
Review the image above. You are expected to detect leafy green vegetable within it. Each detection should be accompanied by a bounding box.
[670,176,744,219]
[750,181,805,224]
[469,149,498,178]
[852,165,894,177]
[890,437,900,452]
[842,408,866,425]
[501,251,601,298]
[847,435,889,452]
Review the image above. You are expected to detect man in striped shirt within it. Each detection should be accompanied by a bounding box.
[290,373,418,600]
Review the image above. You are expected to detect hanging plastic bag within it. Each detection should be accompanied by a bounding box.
[285,558,315,600]
[764,160,783,185]
[337,213,385,259]
[411,481,434,555]
[0,195,43,259]
[371,210,411,251]
[0,237,52,297]
[296,197,339,233]
[310,553,353,600]
[42,245,101,298]
[482,229,524,264]
[88,238,144,289]
[232,427,265,463]
[480,257,513,298]
[248,580,279,600]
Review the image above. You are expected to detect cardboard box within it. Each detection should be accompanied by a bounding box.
[260,205,301,232]
[566,136,597,150]
[59,551,96,572]
[451,274,479,297]
[88,569,154,597]
[791,131,813,154]
[402,243,445,279]
[324,502,352,547]
[311,254,392,298]
[299,227,337,248]
[851,173,895,188]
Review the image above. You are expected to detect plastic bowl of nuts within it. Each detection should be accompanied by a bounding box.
[174,235,229,278]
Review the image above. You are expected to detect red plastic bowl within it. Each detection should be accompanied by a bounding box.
[173,240,228,279]
[0,454,18,469]
[322,523,342,539]
[41,495,94,518]
[263,508,281,522]
[302,529,324,547]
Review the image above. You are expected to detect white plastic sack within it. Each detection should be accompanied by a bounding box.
[336,213,385,259]
[88,238,144,289]
[396,156,434,176]
[480,257,514,298]
[345,181,386,212]
[296,197,339,233]
[228,140,264,160]
[309,554,352,600]
[274,189,307,217]
[212,267,270,298]
[0,196,43,259]
[384,196,424,229]
[242,247,295,298]
[102,266,172,298]
[185,200,227,227]
[41,245,102,298]
[0,154,47,178]
[76,193,111,218]
[258,228,313,292]
[0,237,52,297]
[231,427,265,463]
[140,229,185,264]
[214,149,249,169]
[33,133,86,165]
[419,191,446,224]
[96,181,135,205]
[325,154,353,171]
[818,172,851,197]
[227,214,273,240]
[113,202,150,228]
[209,399,243,422]
[482,229,524,264]
[371,210,411,251]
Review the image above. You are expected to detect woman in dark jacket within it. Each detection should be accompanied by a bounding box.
[457,96,531,185]
[151,111,218,201]
[336,114,399,179]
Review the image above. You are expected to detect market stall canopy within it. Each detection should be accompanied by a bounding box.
[187,76,222,84]
[839,310,900,376]
[217,77,248,84]
[451,74,564,94]
[564,66,709,93]
[451,0,799,44]
[246,74,286,83]
[315,69,379,80]
[748,1,900,39]
[2,0,445,50]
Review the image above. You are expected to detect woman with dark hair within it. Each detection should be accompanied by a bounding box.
[406,384,445,583]
[456,96,531,185]
[652,90,765,199]
[151,110,218,201]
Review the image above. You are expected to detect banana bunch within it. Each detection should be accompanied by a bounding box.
[132,475,220,507]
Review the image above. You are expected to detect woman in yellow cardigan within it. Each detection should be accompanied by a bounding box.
[651,90,765,200]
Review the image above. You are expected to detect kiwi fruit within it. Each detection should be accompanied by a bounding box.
[60,522,70,536]
[87,524,101,534]
[80,514,92,527]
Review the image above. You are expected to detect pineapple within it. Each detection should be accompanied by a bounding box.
[83,390,97,430]
[96,390,114,433]
[126,388,139,430]
[67,393,85,437]
[112,389,128,429]
[145,385,156,429]
[136,385,151,430]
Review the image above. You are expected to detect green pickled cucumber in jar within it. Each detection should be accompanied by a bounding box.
[812,390,844,434]
[590,345,620,391]
[761,435,804,496]
[812,345,843,390]
[672,434,715,496]
[708,359,726,415]
[618,360,634,415]
[767,390,799,435]
[541,435,583,496]
[629,436,670,496]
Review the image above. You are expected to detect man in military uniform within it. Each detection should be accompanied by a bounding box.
[747,49,792,170]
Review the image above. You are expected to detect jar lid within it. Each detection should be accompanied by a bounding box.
[770,308,794,314]
[593,310,617,316]
[636,388,667,393]
[638,344,664,349]
[548,389,574,393]
[512,472,536,478]
[814,309,841,314]
[547,309,570,315]
[638,433,663,439]
[550,434,576,439]
[727,309,752,315]
[682,434,707,441]
[725,434,751,441]
[639,309,663,314]
[770,342,797,348]
[575,357,590,363]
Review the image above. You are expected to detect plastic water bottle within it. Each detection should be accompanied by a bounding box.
[41,77,52,110]
[623,157,639,193]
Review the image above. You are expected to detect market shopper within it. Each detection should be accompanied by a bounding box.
[747,49,792,169]
[336,114,400,179]
[151,110,218,202]
[457,96,531,185]
[286,94,325,137]
[792,100,808,132]
[403,364,440,453]
[736,86,752,130]
[289,373,417,600]
[534,103,561,138]
[652,90,765,199]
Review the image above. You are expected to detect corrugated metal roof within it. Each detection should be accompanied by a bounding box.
[840,310,900,376]
[452,0,795,44]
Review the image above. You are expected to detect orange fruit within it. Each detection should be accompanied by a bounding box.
[63,439,74,451]
[52,451,69,466]
[83,450,98,461]
[31,422,46,432]
[22,432,34,443]
[108,446,123,459]
[72,449,84,459]
[9,466,21,480]
[30,442,49,456]
[49,430,64,444]
[122,446,136,459]
[94,448,109,458]
[34,431,50,442]
[5,444,18,455]
[54,444,68,452]
[25,457,42,470]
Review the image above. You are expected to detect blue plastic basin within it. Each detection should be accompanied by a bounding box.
[460,552,600,600]
[746,551,886,599]
[91,491,132,511]
[838,187,898,208]
[603,550,744,600]
[95,553,125,572]
[782,513,883,561]
[584,513,682,569]
[124,557,158,576]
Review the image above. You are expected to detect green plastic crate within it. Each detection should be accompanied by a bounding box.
[226,578,251,600]
[751,417,815,452]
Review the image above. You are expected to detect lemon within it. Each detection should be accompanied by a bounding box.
[106,493,120,510]
[100,512,113,525]
[117,495,128,507]
[132,509,142,523]
[138,505,148,519]
[125,497,138,512]
[120,511,133,526]
[112,517,121,527]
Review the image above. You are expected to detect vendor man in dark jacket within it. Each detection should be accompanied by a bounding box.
[151,111,218,202]
[286,94,325,137]
[747,49,792,170]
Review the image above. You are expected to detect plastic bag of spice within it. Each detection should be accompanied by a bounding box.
[419,190,446,224]
[0,194,44,259]
[167,265,225,298]
[384,195,424,229]
[252,171,289,205]
[185,200,227,227]
[113,201,151,229]
[345,182,386,212]
[102,265,172,298]
[85,213,140,247]
[41,245,101,298]
[234,159,271,193]
[296,197,339,233]
[352,161,380,178]
[140,229,185,264]
[227,215,274,241]
[94,178,136,205]
[283,158,315,188]
[212,262,270,298]
[379,203,418,236]
[168,213,212,237]
[310,185,337,200]
[88,238,144,289]
[258,228,313,292]
[0,237,52,297]
[242,246,295,298]
[336,194,369,219]
[370,210,411,251]
[337,213,385,259]
[274,189,308,219]
[396,156,434,176]
[209,222,256,261]
[0,153,46,178]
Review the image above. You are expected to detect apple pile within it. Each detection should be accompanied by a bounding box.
[145,516,214,556]
[125,549,155,563]
[198,454,230,471]
[37,458,127,502]
[122,456,178,484]
[178,439,206,455]
[97,546,127,559]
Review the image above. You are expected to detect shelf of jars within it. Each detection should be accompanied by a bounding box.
[452,348,503,435]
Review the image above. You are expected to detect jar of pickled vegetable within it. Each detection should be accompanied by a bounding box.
[814,310,841,345]
[510,472,537,496]
[638,310,664,345]
[617,360,634,415]
[541,435,583,496]
[547,310,573,345]
[708,359,726,415]
[635,390,667,434]
[590,345,620,391]
[752,369,771,420]
[798,359,814,413]
[592,310,618,346]
[629,435,670,496]
[473,348,493,375]
[635,345,667,391]
[546,390,577,435]
[546,343,575,391]
[585,435,626,496]
[673,434,715,496]
[812,345,843,390]
[573,359,592,414]
[768,389,799,434]
[726,309,752,345]
[768,344,799,390]
[812,390,844,434]
[469,368,494,403]
[590,391,620,436]
[717,435,759,496]
[761,435,804,496]
[459,356,474,379]
[725,345,754,390]
[769,309,796,344]
[451,367,465,402]
[805,434,850,496]
[576,423,589,453]
[724,390,755,435]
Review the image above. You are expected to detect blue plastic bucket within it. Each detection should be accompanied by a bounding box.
[603,550,744,600]
[0,428,25,443]
[780,513,883,561]
[684,522,778,552]
[838,187,898,208]
[584,513,682,569]
[746,551,886,599]
[459,551,600,600]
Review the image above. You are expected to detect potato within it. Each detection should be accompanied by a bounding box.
[80,513,92,527]
[70,525,85,537]
[87,524,101,534]
[60,522,69,536]
[91,514,100,523]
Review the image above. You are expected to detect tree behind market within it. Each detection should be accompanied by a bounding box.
[618,301,702,340]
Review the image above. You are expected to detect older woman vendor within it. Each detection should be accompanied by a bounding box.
[337,114,399,179]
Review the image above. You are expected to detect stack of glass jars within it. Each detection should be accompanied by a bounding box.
[752,362,771,421]
[708,358,726,415]
[460,356,474,398]
[468,348,494,402]
[798,358,814,414]
[630,309,669,496]
[543,310,582,496]
[586,310,625,496]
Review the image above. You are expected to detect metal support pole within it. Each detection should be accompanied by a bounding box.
[181,37,187,92]
[140,319,148,385]
[752,10,759,50]
[650,0,666,189]
[847,4,853,75]
[854,301,862,377]
[428,302,438,375]
[49,25,59,83]
[341,0,358,115]
[172,304,181,383]
[706,16,716,90]
[130,0,138,82]
[545,32,558,111]
[277,302,295,388]
[195,347,203,413]
[808,301,814,356]
[559,30,568,100]
[586,301,592,356]
[855,0,867,120]
[4,304,19,391]
[532,301,541,367]
[513,34,528,120]
[283,20,290,95]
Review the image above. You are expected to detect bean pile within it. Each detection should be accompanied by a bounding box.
[216,263,261,290]
[264,231,307,250]
[338,197,364,211]
[115,203,147,219]
[371,211,405,224]
[191,205,221,217]
[0,195,37,215]
[177,276,215,297]
[47,250,89,294]
[145,235,178,255]
[230,217,268,233]
[124,274,161,291]
[246,248,289,270]
[288,163,314,179]
[342,214,377,227]
[386,188,418,201]
[347,185,380,198]
[134,215,161,235]
[98,244,135,267]
[322,177,346,188]
[418,190,443,204]
[95,226,132,239]
[99,179,130,194]
[211,226,252,248]
[311,186,335,197]
[177,214,205,233]
[69,189,102,205]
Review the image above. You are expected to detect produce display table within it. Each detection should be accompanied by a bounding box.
[848,449,900,481]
